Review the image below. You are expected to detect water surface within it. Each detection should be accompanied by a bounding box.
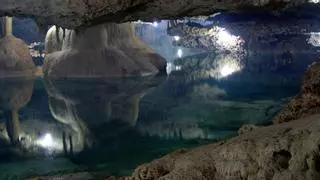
[1,14,320,179]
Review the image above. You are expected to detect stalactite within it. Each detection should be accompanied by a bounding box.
[2,16,12,37]
[44,22,166,77]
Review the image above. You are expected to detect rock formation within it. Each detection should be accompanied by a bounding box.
[123,63,320,180]
[167,18,320,55]
[44,25,68,54]
[0,17,35,77]
[0,79,34,145]
[0,0,316,29]
[43,23,166,78]
[273,63,320,124]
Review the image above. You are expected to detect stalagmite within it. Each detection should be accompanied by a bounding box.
[0,16,35,77]
[44,23,166,77]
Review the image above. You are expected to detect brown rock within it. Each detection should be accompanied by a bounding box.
[273,63,320,124]
[27,172,95,180]
[106,176,117,180]
[0,0,310,29]
[237,124,258,135]
[128,114,320,180]
[0,35,35,77]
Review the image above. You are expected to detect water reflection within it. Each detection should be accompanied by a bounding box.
[44,77,164,154]
[0,79,33,161]
[0,80,33,142]
[0,61,314,179]
[1,11,320,179]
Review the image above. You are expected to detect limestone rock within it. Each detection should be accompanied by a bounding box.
[273,63,320,124]
[0,0,312,29]
[28,172,95,180]
[237,124,258,135]
[129,114,320,180]
[43,23,166,78]
[0,35,35,76]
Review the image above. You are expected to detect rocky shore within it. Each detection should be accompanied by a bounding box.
[123,63,320,180]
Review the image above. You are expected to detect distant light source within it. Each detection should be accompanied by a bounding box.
[308,32,320,47]
[310,0,320,3]
[166,63,182,74]
[36,133,54,148]
[176,65,182,70]
[177,49,183,58]
[174,36,180,41]
[220,64,236,77]
[216,28,239,48]
[152,22,158,27]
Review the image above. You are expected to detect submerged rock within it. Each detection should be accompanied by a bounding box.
[129,114,320,180]
[273,63,320,124]
[124,63,320,180]
[0,79,34,146]
[0,35,35,76]
[44,23,166,78]
[28,172,95,180]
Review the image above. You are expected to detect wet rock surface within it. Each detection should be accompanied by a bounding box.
[273,63,320,124]
[0,0,315,29]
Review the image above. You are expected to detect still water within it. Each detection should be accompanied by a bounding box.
[0,65,309,179]
[1,15,320,179]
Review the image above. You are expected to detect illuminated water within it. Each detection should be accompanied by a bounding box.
[1,14,320,179]
[0,62,312,179]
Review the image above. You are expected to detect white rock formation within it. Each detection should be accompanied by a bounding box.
[44,23,166,77]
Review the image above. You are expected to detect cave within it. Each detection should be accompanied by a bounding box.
[0,1,319,180]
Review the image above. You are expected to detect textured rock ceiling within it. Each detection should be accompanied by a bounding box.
[0,0,315,28]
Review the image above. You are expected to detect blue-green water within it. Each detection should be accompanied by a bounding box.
[0,62,309,179]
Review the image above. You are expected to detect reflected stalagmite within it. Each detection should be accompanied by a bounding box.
[5,109,20,145]
[44,76,165,150]
[44,23,166,77]
[47,96,90,152]
[0,80,34,145]
[111,94,141,126]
